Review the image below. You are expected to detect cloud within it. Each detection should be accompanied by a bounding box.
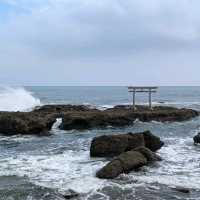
[0,0,200,85]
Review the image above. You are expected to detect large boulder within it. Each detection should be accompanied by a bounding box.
[90,131,164,157]
[0,112,56,135]
[193,133,200,144]
[90,132,145,157]
[96,150,147,179]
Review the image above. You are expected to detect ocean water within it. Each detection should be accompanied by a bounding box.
[0,86,200,200]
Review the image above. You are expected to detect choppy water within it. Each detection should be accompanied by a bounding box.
[1,86,200,200]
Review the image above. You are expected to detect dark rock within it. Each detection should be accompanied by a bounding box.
[96,151,147,179]
[90,132,145,157]
[60,105,199,131]
[60,112,133,130]
[90,131,164,157]
[63,189,79,199]
[134,146,162,161]
[34,104,93,114]
[174,186,190,194]
[0,112,56,136]
[193,133,200,144]
[0,104,198,135]
[142,131,164,152]
[96,159,123,179]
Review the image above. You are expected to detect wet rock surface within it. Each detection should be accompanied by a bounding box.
[193,132,200,144]
[96,150,148,179]
[90,131,164,157]
[60,105,199,130]
[0,104,198,135]
[93,131,163,179]
[133,146,162,161]
[0,112,56,136]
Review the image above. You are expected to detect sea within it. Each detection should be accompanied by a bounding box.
[0,86,200,200]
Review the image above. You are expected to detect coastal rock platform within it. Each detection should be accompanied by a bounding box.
[0,104,198,135]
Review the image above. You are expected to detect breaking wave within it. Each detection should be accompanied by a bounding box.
[0,87,41,112]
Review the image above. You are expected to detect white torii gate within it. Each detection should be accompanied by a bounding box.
[128,86,158,110]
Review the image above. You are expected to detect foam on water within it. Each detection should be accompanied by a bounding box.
[130,136,200,190]
[0,87,41,111]
[0,149,107,194]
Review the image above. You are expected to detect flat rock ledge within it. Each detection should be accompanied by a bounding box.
[92,131,163,179]
[0,104,198,135]
[60,105,199,130]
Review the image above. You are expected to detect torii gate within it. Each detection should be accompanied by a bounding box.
[128,86,158,110]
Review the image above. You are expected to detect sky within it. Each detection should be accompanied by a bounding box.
[0,0,200,86]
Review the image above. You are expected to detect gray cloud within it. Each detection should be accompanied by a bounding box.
[0,0,200,85]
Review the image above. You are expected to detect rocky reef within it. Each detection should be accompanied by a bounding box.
[60,105,199,131]
[0,104,198,135]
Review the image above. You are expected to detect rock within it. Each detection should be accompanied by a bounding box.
[96,151,147,179]
[174,186,190,194]
[134,146,162,161]
[0,112,56,135]
[142,131,164,152]
[60,112,133,130]
[0,104,198,135]
[96,159,124,179]
[60,106,199,131]
[63,189,79,199]
[90,132,145,157]
[193,133,200,144]
[90,131,164,157]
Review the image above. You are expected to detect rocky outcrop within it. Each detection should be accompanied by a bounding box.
[0,112,56,135]
[90,131,164,157]
[0,104,198,136]
[94,131,163,179]
[193,133,200,144]
[96,150,147,179]
[60,106,199,131]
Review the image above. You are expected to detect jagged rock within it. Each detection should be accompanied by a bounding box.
[90,131,164,157]
[96,151,147,179]
[193,133,200,144]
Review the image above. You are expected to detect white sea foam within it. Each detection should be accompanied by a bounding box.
[129,136,200,190]
[0,87,41,111]
[0,150,107,194]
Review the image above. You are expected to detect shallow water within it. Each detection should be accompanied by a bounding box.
[1,86,200,199]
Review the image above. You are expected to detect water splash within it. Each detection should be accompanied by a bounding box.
[0,87,41,112]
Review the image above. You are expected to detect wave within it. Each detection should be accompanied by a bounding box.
[0,87,41,112]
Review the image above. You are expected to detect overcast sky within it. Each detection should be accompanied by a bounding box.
[0,0,200,86]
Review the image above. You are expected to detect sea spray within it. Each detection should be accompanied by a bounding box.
[0,87,41,111]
